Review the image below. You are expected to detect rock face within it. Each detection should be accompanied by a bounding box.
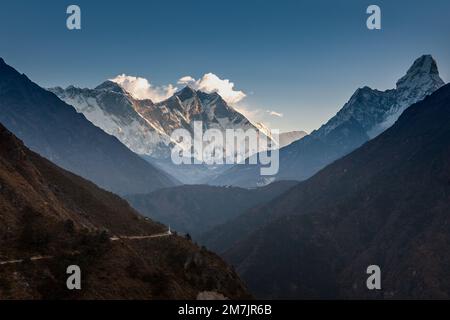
[217,83,450,299]
[0,59,177,195]
[0,123,250,300]
[51,84,273,184]
[210,55,445,188]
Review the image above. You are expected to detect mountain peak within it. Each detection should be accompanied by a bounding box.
[180,85,197,94]
[95,80,127,94]
[407,54,438,74]
[175,85,198,100]
[396,55,444,89]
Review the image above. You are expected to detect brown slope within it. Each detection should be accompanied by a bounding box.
[223,83,450,299]
[0,124,249,299]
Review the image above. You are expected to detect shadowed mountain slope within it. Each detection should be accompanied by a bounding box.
[125,181,297,238]
[220,83,450,298]
[0,123,249,299]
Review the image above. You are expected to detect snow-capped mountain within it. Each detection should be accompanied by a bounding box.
[316,55,445,139]
[51,83,274,183]
[50,81,173,158]
[0,58,176,195]
[210,55,445,187]
[154,86,265,139]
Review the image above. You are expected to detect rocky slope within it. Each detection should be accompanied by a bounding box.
[210,55,445,187]
[220,83,450,299]
[0,123,250,299]
[0,58,176,195]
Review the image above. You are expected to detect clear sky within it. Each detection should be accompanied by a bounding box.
[1,0,449,133]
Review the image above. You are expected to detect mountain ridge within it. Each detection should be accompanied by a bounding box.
[0,58,177,195]
[210,55,445,187]
[50,81,275,183]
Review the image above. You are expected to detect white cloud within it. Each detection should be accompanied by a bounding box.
[111,72,246,105]
[107,72,291,132]
[178,76,195,84]
[266,110,284,117]
[178,73,246,104]
[110,74,178,102]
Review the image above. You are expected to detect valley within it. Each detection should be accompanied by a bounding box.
[0,63,250,299]
[0,54,449,300]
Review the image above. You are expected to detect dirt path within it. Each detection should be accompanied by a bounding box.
[0,255,53,265]
[110,231,171,241]
[0,231,172,265]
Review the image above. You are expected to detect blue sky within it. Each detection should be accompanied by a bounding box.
[1,0,449,132]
